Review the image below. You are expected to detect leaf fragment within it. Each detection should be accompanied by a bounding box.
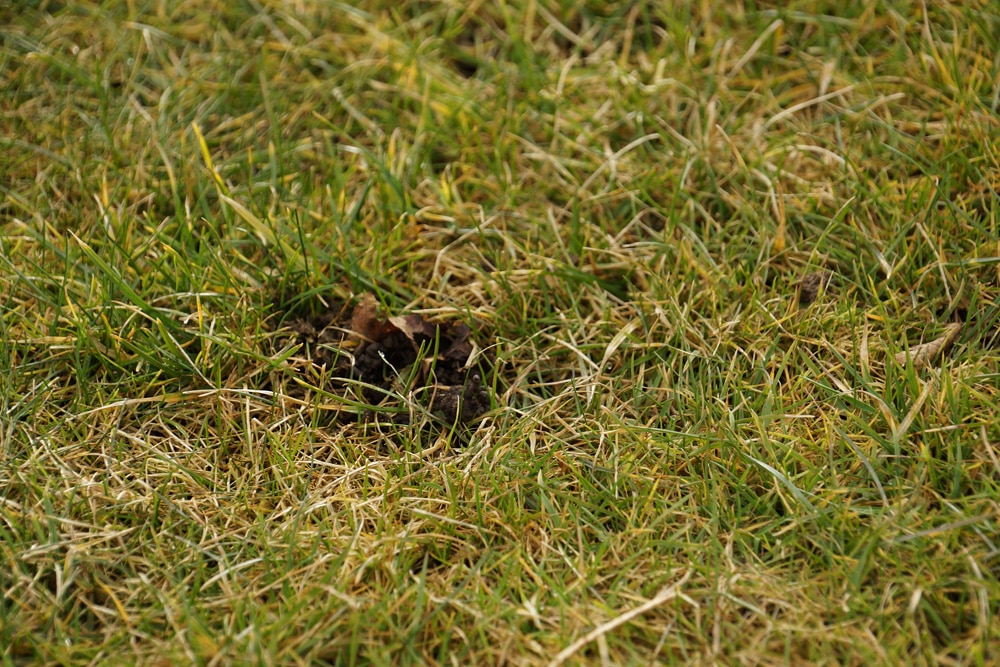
[349,293,389,342]
[894,323,962,370]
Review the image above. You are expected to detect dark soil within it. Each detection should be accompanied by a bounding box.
[274,293,494,426]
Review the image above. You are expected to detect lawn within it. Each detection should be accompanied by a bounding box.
[2,1,999,664]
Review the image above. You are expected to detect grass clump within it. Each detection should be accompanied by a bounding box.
[2,1,999,664]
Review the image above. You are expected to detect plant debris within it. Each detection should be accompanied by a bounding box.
[893,322,962,370]
[280,293,493,425]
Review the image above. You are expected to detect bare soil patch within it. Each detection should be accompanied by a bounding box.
[276,293,493,426]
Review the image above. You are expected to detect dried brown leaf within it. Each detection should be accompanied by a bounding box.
[349,293,385,342]
[388,313,437,343]
[893,323,962,370]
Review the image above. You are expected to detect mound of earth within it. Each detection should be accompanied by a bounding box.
[278,293,493,425]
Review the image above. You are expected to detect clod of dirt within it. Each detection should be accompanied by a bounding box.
[798,271,834,305]
[283,300,352,369]
[426,373,491,424]
[280,293,492,425]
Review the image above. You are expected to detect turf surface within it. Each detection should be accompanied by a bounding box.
[2,1,999,664]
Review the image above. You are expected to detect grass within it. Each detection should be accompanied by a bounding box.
[2,0,999,664]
